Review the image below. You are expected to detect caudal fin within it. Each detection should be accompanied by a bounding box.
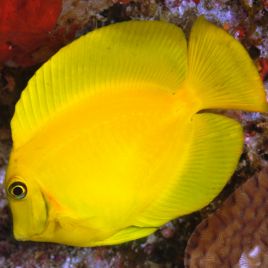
[187,17,268,113]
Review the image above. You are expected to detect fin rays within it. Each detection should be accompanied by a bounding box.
[134,113,243,227]
[188,17,268,112]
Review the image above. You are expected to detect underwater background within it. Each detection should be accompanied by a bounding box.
[0,0,268,267]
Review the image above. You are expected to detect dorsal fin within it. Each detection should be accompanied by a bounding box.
[11,20,187,149]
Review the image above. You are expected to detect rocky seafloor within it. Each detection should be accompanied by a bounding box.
[0,0,268,267]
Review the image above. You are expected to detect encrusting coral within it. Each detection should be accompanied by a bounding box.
[185,167,268,268]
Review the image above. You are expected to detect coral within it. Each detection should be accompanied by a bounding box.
[0,0,62,67]
[185,168,268,268]
[0,0,115,67]
[0,0,268,267]
[258,58,268,81]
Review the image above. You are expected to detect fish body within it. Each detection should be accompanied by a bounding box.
[5,17,268,246]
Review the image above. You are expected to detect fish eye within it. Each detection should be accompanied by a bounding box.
[8,182,27,200]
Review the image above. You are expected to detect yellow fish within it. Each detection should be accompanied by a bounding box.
[5,17,268,247]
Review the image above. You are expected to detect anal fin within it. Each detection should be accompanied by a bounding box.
[134,113,243,227]
[94,226,157,246]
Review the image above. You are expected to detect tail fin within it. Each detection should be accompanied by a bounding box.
[187,17,268,113]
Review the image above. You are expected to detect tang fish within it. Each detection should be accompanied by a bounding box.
[5,17,268,247]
